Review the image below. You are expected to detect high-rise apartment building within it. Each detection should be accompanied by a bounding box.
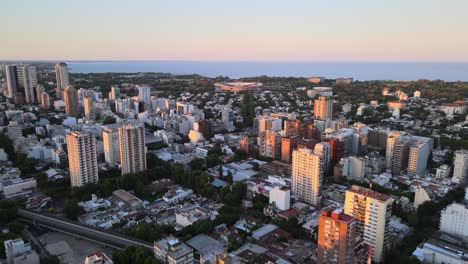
[439,203,468,240]
[194,119,211,138]
[303,122,321,141]
[297,138,318,151]
[254,116,282,135]
[119,124,146,175]
[103,128,120,167]
[108,85,120,100]
[64,85,79,117]
[284,119,301,136]
[452,149,468,184]
[259,130,282,160]
[41,92,50,110]
[292,148,323,206]
[83,96,96,120]
[176,101,195,115]
[35,85,45,103]
[314,96,333,120]
[322,138,344,165]
[66,131,99,187]
[55,62,69,99]
[138,86,151,104]
[385,131,403,169]
[4,65,37,103]
[314,142,331,174]
[239,134,253,156]
[281,135,299,163]
[344,185,393,263]
[7,121,23,142]
[407,141,430,176]
[391,138,410,176]
[222,106,235,131]
[317,209,358,264]
[17,65,37,103]
[5,65,18,98]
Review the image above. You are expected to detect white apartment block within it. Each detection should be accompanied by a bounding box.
[103,129,120,167]
[269,186,291,211]
[452,150,468,185]
[66,131,99,187]
[119,124,146,175]
[292,148,323,206]
[440,203,468,240]
[344,185,393,263]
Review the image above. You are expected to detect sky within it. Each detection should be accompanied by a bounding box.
[1,0,468,62]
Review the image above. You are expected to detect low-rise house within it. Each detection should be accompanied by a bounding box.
[186,234,227,264]
[154,237,194,264]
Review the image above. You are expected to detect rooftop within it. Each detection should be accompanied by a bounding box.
[186,234,226,257]
[347,185,392,202]
[321,209,355,223]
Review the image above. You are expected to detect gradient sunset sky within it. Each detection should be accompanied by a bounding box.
[1,0,468,61]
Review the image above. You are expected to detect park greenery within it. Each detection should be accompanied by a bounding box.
[113,245,161,264]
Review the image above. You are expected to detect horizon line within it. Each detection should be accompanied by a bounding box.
[1,59,468,64]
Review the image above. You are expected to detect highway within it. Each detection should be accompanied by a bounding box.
[17,209,153,250]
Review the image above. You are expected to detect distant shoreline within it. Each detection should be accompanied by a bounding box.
[1,61,467,81]
[66,61,468,81]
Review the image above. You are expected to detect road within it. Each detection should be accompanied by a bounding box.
[17,208,153,250]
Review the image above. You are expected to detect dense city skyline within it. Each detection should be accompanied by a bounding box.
[2,0,468,61]
[1,1,468,264]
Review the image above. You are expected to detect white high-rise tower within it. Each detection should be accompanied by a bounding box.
[291,148,323,206]
[66,131,99,187]
[119,124,146,175]
[452,149,468,184]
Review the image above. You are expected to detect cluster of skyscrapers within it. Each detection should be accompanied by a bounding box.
[3,62,149,188]
[66,123,147,187]
[4,64,40,104]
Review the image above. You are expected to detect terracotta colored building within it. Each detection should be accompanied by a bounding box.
[317,209,357,264]
[281,135,300,163]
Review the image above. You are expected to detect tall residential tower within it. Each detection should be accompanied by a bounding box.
[66,131,99,187]
[64,85,79,117]
[119,124,146,175]
[344,185,393,263]
[55,62,69,99]
[291,148,323,206]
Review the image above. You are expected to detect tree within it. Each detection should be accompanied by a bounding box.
[226,170,233,184]
[126,222,173,243]
[0,133,14,159]
[218,164,224,179]
[113,246,160,264]
[146,142,168,151]
[190,158,204,171]
[102,116,116,125]
[0,200,17,225]
[7,221,24,234]
[206,154,220,168]
[252,162,260,171]
[177,219,213,240]
[252,194,269,211]
[63,200,82,220]
[14,153,38,174]
[462,140,468,150]
[215,205,243,226]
